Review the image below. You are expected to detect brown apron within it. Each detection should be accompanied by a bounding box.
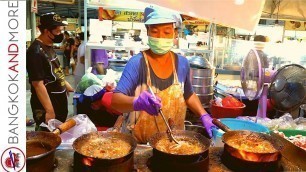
[127,51,187,144]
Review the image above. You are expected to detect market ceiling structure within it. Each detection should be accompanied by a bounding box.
[35,0,306,29]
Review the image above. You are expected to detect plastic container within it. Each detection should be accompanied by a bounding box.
[210,100,246,118]
[212,118,269,147]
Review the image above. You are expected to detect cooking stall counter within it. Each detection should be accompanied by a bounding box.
[53,146,300,172]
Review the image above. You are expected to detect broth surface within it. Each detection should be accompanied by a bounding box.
[79,137,132,159]
[155,138,205,155]
[227,137,278,153]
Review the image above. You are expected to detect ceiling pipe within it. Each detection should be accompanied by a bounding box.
[39,0,76,5]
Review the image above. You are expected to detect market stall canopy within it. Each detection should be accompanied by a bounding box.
[261,0,306,22]
[136,0,265,31]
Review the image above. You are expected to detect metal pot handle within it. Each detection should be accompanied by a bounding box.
[184,120,193,125]
[212,118,231,132]
[53,118,77,135]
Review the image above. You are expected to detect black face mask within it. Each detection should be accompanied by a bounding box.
[48,32,64,43]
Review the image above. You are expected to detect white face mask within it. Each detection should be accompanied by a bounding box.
[147,36,174,55]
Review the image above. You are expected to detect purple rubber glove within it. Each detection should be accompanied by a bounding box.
[200,113,216,138]
[133,91,162,116]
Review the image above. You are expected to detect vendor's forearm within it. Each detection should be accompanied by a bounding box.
[186,93,207,117]
[32,81,54,113]
[111,93,135,113]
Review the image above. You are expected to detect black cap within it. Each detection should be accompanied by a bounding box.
[39,12,67,28]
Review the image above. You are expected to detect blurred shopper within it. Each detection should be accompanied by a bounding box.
[91,49,108,75]
[26,13,74,131]
[63,31,75,75]
[74,32,86,88]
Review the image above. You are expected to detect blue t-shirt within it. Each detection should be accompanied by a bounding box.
[115,52,194,100]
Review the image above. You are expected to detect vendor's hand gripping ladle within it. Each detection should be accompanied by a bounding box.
[148,86,180,144]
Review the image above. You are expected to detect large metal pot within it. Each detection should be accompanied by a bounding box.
[72,131,137,172]
[148,130,210,161]
[213,119,282,165]
[26,132,61,172]
[26,119,76,172]
[148,130,210,172]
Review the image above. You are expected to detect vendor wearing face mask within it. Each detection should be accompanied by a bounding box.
[111,7,215,143]
[26,13,74,131]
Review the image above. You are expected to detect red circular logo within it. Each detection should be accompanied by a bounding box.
[1,147,25,172]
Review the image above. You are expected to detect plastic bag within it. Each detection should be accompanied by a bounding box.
[40,114,97,148]
[294,117,306,130]
[101,69,117,90]
[70,58,75,65]
[76,67,104,93]
[277,113,297,129]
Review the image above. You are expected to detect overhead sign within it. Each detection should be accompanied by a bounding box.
[285,21,306,31]
[183,20,209,26]
[101,9,144,22]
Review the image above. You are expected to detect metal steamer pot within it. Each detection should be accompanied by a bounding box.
[26,119,76,172]
[189,66,217,105]
[72,131,137,172]
[148,130,211,172]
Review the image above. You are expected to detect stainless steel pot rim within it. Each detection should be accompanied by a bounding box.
[196,93,214,96]
[192,85,213,88]
[192,76,213,79]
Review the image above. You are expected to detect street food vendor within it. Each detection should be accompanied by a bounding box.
[111,6,215,143]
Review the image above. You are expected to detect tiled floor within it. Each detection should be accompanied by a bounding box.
[26,75,75,131]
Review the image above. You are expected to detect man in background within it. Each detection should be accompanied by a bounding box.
[26,13,74,130]
[63,31,75,75]
[74,32,86,88]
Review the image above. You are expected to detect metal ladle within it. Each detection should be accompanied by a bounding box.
[148,86,180,144]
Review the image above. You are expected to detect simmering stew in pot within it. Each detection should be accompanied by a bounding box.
[26,141,52,158]
[155,137,205,155]
[226,137,278,153]
[80,137,132,159]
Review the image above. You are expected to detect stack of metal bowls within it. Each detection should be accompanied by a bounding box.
[188,56,215,106]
